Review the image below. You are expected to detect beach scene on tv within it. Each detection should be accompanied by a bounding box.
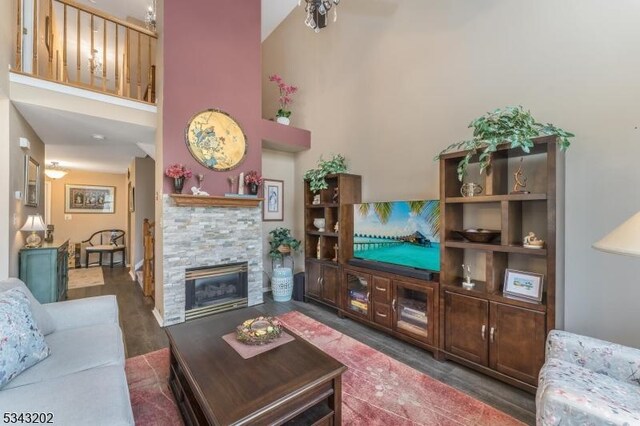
[353,200,440,272]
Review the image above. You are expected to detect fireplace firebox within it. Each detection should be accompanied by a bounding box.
[185,262,248,320]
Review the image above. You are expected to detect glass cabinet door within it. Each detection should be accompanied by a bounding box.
[344,271,371,319]
[394,281,434,344]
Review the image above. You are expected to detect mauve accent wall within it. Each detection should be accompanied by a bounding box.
[163,0,262,195]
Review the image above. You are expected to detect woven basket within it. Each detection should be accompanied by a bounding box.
[277,245,291,254]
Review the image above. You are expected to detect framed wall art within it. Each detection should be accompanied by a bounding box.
[24,155,40,207]
[503,269,544,302]
[185,109,247,171]
[65,184,115,214]
[263,179,284,221]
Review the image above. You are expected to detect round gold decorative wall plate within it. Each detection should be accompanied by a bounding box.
[184,109,248,171]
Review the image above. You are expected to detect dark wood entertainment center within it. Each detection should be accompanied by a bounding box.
[304,135,563,393]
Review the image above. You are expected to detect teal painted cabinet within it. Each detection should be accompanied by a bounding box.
[19,240,69,304]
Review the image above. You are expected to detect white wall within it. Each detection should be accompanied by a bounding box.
[261,149,299,290]
[0,0,12,278]
[263,0,640,346]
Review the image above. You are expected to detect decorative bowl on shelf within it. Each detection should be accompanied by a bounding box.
[453,229,501,244]
[313,218,326,232]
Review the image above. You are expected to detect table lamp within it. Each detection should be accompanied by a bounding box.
[593,211,640,256]
[20,215,46,248]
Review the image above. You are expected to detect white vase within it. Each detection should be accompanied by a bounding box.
[276,116,290,125]
[313,218,326,232]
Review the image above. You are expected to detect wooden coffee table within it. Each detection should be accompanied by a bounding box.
[166,307,347,425]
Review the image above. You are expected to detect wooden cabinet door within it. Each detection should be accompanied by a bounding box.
[394,280,435,345]
[321,264,339,306]
[489,302,546,386]
[343,269,371,320]
[445,292,489,366]
[305,260,322,299]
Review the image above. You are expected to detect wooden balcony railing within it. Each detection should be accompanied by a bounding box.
[14,0,157,103]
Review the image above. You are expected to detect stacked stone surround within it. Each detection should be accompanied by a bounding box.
[161,195,263,326]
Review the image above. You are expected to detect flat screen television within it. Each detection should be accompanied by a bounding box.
[352,200,440,275]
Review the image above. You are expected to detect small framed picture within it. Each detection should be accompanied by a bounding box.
[263,179,284,221]
[503,269,544,302]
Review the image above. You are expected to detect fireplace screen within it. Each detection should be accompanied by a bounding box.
[185,262,248,314]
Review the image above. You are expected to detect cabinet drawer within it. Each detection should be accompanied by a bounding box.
[372,277,391,303]
[373,302,392,329]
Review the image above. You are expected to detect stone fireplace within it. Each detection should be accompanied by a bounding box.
[161,195,263,326]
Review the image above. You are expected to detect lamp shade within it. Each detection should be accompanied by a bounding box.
[593,211,640,257]
[20,215,46,232]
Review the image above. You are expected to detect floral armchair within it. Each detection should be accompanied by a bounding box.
[537,330,640,425]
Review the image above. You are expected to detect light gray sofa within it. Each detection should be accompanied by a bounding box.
[0,279,134,426]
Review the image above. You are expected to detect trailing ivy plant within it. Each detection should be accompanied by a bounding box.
[268,227,301,260]
[435,106,574,181]
[303,154,348,193]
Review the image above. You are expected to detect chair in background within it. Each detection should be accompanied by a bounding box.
[537,330,640,425]
[82,229,126,268]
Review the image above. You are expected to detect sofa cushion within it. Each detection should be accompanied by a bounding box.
[3,322,124,390]
[0,289,51,388]
[0,278,55,335]
[0,365,134,426]
[537,358,640,425]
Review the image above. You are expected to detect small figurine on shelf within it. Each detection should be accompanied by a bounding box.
[316,240,322,259]
[332,244,339,262]
[334,221,339,233]
[238,172,245,195]
[332,187,339,203]
[511,157,530,194]
[523,232,545,249]
[462,264,475,289]
[312,194,321,205]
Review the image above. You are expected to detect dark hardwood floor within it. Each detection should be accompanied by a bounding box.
[67,267,535,425]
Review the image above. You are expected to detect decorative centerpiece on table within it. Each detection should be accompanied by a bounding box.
[269,74,298,125]
[236,316,282,345]
[244,170,263,195]
[165,163,193,194]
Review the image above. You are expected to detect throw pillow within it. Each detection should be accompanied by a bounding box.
[0,278,55,335]
[0,288,51,388]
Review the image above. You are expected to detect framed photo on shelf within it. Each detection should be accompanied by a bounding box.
[263,179,284,221]
[503,269,544,302]
[65,184,115,214]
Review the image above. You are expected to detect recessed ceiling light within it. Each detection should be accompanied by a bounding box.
[88,0,97,3]
[92,134,105,140]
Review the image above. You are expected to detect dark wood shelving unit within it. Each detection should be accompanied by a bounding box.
[304,174,362,308]
[438,135,563,393]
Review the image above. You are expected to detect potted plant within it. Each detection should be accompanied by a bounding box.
[165,163,193,193]
[303,154,348,193]
[435,106,574,181]
[244,170,263,195]
[268,227,301,260]
[268,74,298,125]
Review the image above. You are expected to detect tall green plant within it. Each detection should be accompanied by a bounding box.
[268,227,301,260]
[303,154,348,193]
[435,106,574,181]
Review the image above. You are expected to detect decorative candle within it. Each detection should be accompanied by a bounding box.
[238,172,244,195]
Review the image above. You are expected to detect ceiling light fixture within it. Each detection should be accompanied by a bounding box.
[92,134,105,140]
[44,162,68,180]
[88,48,103,74]
[299,0,340,33]
[145,0,157,32]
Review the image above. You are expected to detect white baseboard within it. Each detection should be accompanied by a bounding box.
[152,308,164,327]
[134,260,144,271]
[129,270,137,281]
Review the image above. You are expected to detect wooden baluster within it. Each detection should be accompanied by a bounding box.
[63,4,67,81]
[125,28,130,97]
[55,50,59,80]
[76,8,80,82]
[48,0,53,78]
[15,0,22,71]
[146,34,151,102]
[115,24,119,95]
[33,0,38,75]
[102,18,107,91]
[90,14,94,87]
[137,31,141,100]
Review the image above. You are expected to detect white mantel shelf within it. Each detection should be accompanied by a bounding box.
[169,194,263,208]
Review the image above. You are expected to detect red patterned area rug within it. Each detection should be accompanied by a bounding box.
[126,311,523,425]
